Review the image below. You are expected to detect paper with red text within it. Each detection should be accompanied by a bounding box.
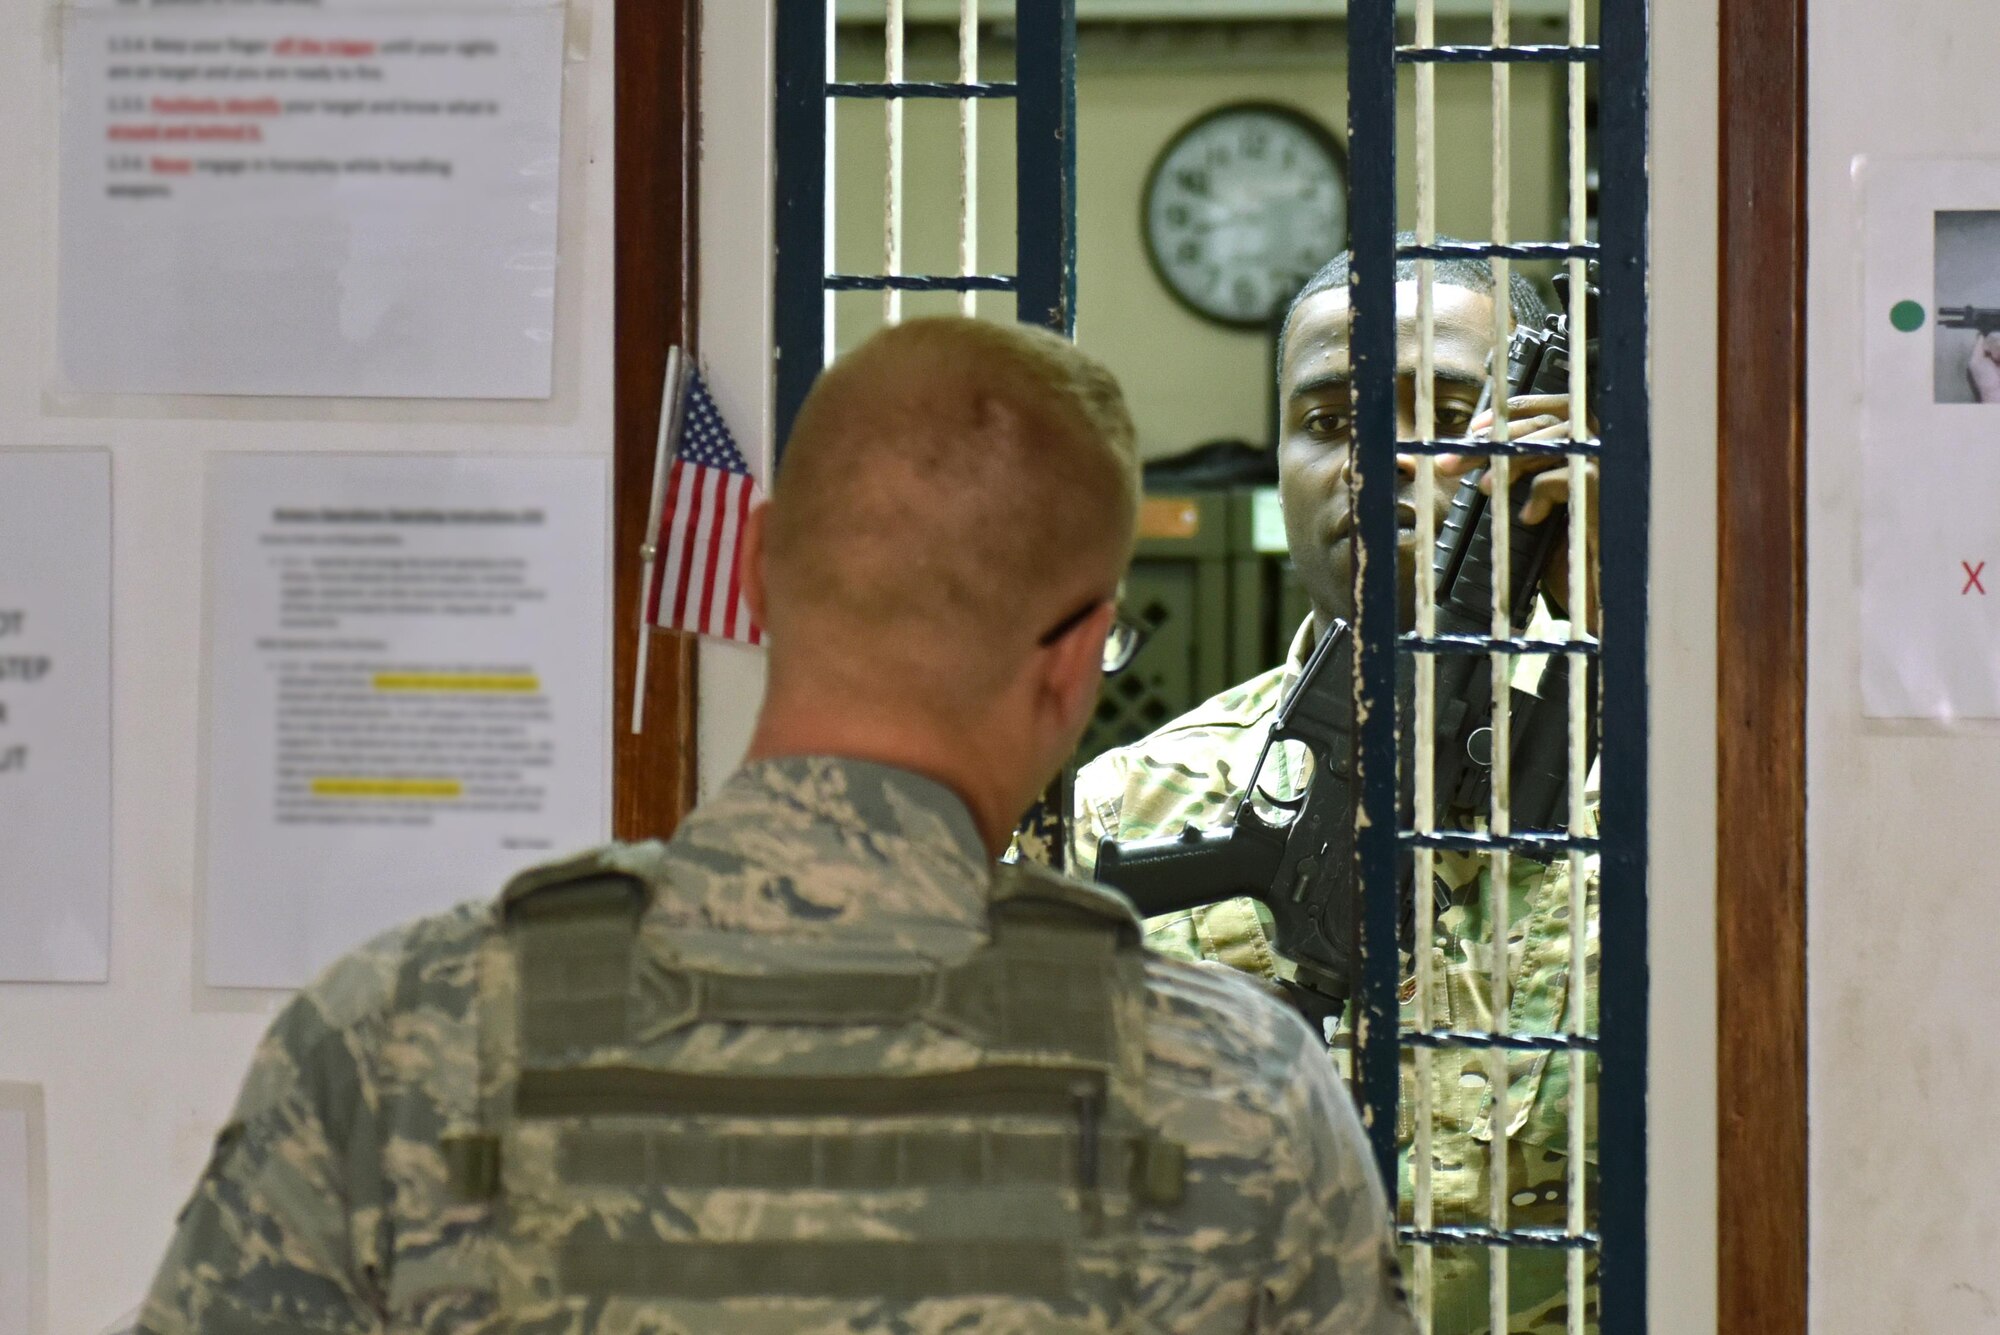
[1861,158,2000,718]
[59,0,565,398]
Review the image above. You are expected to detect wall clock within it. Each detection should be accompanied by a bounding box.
[1142,102,1350,330]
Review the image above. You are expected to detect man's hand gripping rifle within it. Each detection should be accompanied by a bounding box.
[1094,270,1601,1019]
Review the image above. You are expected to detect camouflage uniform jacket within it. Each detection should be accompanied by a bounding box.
[1070,623,1601,1335]
[142,756,1414,1335]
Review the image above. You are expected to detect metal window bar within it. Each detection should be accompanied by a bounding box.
[957,0,980,317]
[1349,1,1649,1333]
[1486,5,1516,1328]
[826,80,1017,98]
[1015,1,1078,334]
[1398,44,1602,63]
[1405,831,1604,856]
[824,273,1019,291]
[1407,1227,1604,1250]
[1410,4,1439,1329]
[1598,0,1653,1325]
[1405,1030,1602,1053]
[1404,240,1599,261]
[774,0,1076,454]
[1564,1,1596,1329]
[883,0,905,324]
[1403,438,1604,457]
[1411,636,1600,656]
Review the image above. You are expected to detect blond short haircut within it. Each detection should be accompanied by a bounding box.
[764,317,1140,707]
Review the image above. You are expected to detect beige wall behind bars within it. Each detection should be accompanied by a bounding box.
[833,27,1566,460]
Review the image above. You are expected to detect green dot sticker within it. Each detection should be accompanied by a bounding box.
[1891,300,1927,332]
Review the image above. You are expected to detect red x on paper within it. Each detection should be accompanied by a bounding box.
[1964,561,1987,596]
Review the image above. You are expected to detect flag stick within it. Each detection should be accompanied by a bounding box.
[631,620,653,735]
[631,347,689,735]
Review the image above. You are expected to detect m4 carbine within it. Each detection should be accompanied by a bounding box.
[1094,621,1363,1006]
[1430,268,1600,852]
[1940,306,2000,336]
[1094,272,1600,1011]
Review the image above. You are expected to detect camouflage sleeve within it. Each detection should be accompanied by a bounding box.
[1264,1019,1417,1335]
[1067,749,1125,881]
[138,989,386,1333]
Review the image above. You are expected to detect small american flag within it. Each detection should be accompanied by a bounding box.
[643,355,765,647]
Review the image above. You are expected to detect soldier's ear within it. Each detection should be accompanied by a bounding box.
[1039,599,1113,734]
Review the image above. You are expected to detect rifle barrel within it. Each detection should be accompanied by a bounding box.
[1940,305,2000,332]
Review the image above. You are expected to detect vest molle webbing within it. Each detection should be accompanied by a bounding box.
[474,854,1187,1326]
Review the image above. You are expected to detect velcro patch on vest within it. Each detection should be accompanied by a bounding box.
[443,1132,502,1201]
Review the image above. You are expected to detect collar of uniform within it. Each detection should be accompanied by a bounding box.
[1275,615,1319,709]
[735,756,988,867]
[655,756,992,935]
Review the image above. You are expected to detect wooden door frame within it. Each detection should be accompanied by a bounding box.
[1717,0,1808,1329]
[611,0,700,838]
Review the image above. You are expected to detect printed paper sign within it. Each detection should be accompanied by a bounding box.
[0,452,112,983]
[1861,158,2000,718]
[59,0,566,398]
[205,454,608,987]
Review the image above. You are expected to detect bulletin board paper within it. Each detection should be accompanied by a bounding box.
[0,452,113,984]
[203,453,609,989]
[1861,158,2000,719]
[0,1087,46,1335]
[58,0,566,399]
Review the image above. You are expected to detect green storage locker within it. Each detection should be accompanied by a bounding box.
[1075,486,1313,767]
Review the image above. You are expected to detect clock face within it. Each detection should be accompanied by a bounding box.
[1143,103,1350,329]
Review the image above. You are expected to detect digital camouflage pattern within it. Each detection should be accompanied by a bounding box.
[1062,620,1601,1335]
[142,757,1415,1335]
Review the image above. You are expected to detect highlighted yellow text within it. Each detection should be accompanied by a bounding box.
[311,778,463,800]
[372,673,540,693]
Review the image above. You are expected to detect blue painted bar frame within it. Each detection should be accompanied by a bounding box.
[773,1,1078,455]
[1350,3,1650,1330]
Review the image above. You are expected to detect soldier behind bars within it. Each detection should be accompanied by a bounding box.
[1054,247,1602,1335]
[138,317,1415,1335]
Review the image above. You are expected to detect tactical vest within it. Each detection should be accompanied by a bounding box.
[447,853,1189,1331]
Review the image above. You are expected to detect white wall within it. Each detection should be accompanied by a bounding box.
[1809,4,2000,1331]
[693,1,774,796]
[1647,2,1720,1331]
[0,1,617,1329]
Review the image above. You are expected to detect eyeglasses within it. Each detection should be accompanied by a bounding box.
[1036,599,1153,676]
[1101,610,1151,675]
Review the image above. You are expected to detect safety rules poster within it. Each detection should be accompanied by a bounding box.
[58,0,567,399]
[1861,158,2000,719]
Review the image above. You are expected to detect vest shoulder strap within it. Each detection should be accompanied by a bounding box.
[500,848,652,1061]
[989,858,1143,944]
[497,849,1147,1060]
[500,847,650,924]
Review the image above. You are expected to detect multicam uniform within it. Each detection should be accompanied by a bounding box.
[1066,621,1600,1335]
[142,757,1413,1335]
